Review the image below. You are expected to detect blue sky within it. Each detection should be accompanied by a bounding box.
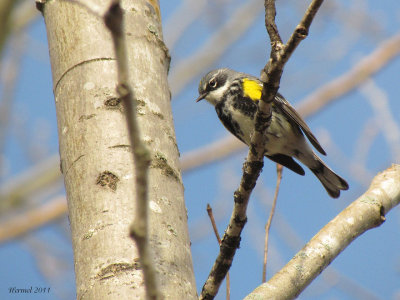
[0,1,399,299]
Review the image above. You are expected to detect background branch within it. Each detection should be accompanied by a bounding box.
[0,196,66,242]
[297,32,400,117]
[169,0,261,97]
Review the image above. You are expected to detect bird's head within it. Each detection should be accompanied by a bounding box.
[195,68,234,106]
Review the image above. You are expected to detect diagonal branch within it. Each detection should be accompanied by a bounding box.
[245,164,400,299]
[200,1,325,299]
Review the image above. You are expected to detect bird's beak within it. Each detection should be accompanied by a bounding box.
[195,93,207,102]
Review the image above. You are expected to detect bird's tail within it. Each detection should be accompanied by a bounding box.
[307,155,349,198]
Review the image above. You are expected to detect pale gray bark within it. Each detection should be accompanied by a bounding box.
[41,0,196,299]
[245,164,400,300]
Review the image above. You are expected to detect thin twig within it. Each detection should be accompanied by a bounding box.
[104,2,158,300]
[262,164,282,283]
[245,164,400,299]
[206,204,230,300]
[200,1,325,299]
[206,204,222,244]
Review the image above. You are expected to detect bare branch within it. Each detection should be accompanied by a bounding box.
[200,1,325,299]
[245,164,400,300]
[104,2,158,300]
[262,164,282,283]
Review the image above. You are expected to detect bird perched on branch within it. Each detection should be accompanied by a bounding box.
[195,68,348,198]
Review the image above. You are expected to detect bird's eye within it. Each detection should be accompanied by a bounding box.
[209,79,217,88]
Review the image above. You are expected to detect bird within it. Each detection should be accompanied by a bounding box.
[195,68,349,198]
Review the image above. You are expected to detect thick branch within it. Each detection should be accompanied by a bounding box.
[245,164,400,299]
[104,2,158,300]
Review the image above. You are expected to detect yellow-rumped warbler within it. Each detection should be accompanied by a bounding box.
[196,68,348,198]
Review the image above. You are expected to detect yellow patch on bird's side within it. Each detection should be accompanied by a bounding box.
[242,78,262,101]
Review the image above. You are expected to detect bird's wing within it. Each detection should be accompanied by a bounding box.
[274,93,326,155]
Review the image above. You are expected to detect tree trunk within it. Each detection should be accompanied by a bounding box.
[41,0,197,298]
